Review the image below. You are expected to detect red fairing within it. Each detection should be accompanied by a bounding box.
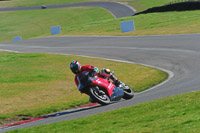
[91,76,115,97]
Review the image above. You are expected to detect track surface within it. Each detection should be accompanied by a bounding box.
[0,1,136,18]
[1,34,200,132]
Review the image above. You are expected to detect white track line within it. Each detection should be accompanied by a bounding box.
[44,33,200,38]
[0,49,22,53]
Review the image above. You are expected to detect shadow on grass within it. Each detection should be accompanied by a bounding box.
[135,1,200,15]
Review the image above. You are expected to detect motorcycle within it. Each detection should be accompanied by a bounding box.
[77,70,134,105]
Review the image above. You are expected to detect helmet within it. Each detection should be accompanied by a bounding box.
[100,68,111,78]
[70,60,81,74]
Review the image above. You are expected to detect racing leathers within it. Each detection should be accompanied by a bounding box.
[74,65,98,88]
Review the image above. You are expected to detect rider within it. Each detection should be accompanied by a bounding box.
[70,60,121,101]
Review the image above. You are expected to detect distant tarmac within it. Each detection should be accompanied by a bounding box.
[0,1,136,18]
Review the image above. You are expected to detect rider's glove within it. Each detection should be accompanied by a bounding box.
[90,67,99,77]
[114,80,121,87]
[110,75,121,87]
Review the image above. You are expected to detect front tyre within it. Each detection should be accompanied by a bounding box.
[89,86,110,105]
[122,84,134,100]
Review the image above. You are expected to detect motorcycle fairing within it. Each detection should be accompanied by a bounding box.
[91,77,115,97]
[77,71,124,101]
[91,77,124,101]
[110,87,124,101]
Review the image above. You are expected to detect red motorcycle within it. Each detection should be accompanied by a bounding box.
[77,70,134,105]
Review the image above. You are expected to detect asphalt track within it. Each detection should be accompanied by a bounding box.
[1,34,200,132]
[0,1,136,18]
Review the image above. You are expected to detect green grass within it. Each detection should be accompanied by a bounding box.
[62,10,200,36]
[0,7,113,42]
[0,51,168,125]
[0,7,200,43]
[0,0,178,15]
[0,0,199,129]
[8,90,200,133]
[129,0,175,12]
[0,0,136,8]
[0,0,175,11]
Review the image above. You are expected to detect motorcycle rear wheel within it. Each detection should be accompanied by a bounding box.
[89,86,110,105]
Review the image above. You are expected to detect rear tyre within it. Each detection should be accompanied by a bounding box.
[89,86,110,105]
[122,84,134,100]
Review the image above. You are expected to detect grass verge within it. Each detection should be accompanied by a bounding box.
[129,0,175,12]
[0,6,200,43]
[0,0,136,8]
[7,90,200,133]
[0,0,175,11]
[0,7,113,43]
[0,51,168,125]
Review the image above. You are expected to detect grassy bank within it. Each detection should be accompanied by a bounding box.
[8,90,200,133]
[0,0,133,8]
[0,0,198,129]
[0,51,168,124]
[0,0,175,11]
[0,7,200,43]
[63,10,200,36]
[0,7,113,43]
[129,0,175,12]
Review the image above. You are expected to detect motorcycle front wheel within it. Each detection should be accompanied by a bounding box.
[89,86,110,105]
[122,83,134,100]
